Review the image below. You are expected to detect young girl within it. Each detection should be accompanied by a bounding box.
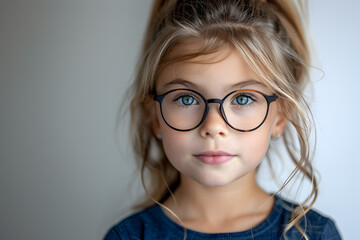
[105,0,341,239]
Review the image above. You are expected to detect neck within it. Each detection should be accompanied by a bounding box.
[163,170,273,225]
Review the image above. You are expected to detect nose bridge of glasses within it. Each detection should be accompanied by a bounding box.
[207,98,222,104]
[206,98,223,113]
[205,98,226,119]
[200,97,230,133]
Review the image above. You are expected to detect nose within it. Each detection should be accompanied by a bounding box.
[199,102,229,138]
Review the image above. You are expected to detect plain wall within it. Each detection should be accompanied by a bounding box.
[0,0,358,239]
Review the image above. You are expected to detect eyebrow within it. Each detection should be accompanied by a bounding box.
[230,80,267,89]
[163,78,198,89]
[163,78,266,91]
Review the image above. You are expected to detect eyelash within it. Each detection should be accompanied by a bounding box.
[173,94,199,105]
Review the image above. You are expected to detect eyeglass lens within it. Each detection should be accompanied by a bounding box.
[160,89,268,131]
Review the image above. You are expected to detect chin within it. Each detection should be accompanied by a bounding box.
[192,172,240,188]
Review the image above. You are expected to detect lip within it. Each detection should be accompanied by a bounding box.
[194,151,235,165]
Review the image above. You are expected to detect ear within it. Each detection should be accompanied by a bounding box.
[271,110,287,138]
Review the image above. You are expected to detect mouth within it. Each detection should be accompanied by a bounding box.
[194,151,235,165]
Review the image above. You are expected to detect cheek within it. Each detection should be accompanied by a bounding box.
[244,130,271,160]
[157,111,187,155]
[161,126,192,158]
[160,129,197,175]
[245,110,278,159]
[230,117,274,162]
[156,104,193,155]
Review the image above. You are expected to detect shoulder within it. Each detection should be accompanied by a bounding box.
[103,206,156,240]
[304,209,342,239]
[103,204,182,240]
[275,197,342,239]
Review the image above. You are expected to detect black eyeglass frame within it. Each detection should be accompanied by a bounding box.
[153,88,277,132]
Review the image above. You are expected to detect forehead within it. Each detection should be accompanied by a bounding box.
[156,42,268,94]
[162,38,230,65]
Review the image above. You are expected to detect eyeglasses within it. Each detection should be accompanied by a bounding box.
[153,88,277,132]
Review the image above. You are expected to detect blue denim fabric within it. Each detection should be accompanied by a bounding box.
[104,196,341,240]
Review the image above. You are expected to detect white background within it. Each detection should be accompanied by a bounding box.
[0,0,358,239]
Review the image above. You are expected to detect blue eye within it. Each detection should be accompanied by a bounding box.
[232,95,253,105]
[177,95,198,105]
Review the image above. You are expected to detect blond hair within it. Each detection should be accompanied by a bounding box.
[128,0,317,239]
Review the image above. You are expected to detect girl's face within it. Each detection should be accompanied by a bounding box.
[153,46,286,188]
